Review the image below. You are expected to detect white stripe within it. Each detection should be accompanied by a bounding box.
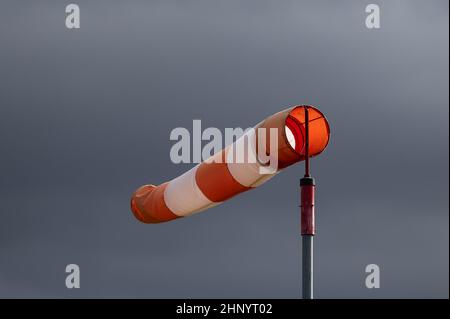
[164,165,215,216]
[250,171,279,187]
[227,129,278,187]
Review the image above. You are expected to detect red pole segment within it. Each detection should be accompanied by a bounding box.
[300,180,315,235]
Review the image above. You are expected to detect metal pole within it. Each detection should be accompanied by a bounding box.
[301,105,315,299]
[302,235,313,299]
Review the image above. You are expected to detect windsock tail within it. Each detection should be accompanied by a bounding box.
[131,184,180,223]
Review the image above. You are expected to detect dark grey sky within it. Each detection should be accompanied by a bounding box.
[0,0,448,298]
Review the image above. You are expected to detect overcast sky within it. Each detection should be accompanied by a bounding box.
[0,0,448,298]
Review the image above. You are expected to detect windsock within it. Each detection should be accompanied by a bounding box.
[131,105,330,223]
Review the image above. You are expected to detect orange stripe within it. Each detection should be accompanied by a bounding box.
[130,183,180,223]
[195,149,250,202]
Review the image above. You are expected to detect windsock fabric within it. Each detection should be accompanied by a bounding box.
[131,105,330,223]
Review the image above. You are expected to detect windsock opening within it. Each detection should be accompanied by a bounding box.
[285,116,304,154]
[284,106,330,159]
[258,105,330,169]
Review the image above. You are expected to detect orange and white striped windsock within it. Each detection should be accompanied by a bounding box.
[131,105,330,223]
